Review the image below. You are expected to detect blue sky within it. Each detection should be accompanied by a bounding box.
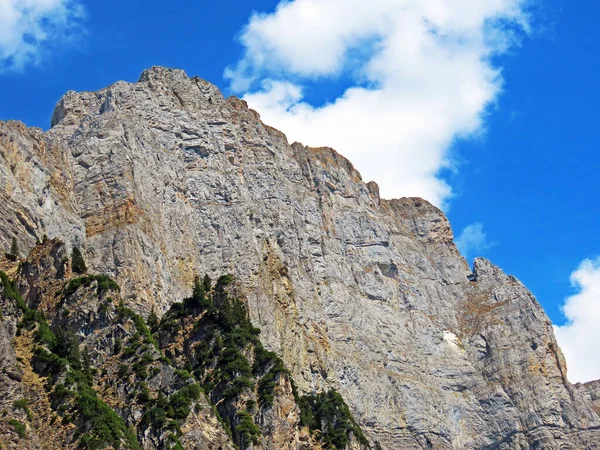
[1,0,598,381]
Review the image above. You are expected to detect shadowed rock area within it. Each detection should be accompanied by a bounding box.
[0,67,599,449]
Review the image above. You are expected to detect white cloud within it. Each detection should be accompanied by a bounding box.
[0,0,85,71]
[226,0,532,206]
[554,258,600,384]
[455,222,491,259]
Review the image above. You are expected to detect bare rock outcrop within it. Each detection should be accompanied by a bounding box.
[0,66,599,448]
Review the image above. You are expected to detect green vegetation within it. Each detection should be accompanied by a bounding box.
[12,399,28,410]
[8,236,19,261]
[117,363,129,378]
[117,302,158,349]
[235,411,261,446]
[9,272,142,450]
[0,271,26,310]
[168,384,202,420]
[158,272,372,450]
[71,247,87,274]
[63,274,119,297]
[174,369,192,380]
[298,389,369,449]
[114,338,122,354]
[3,263,369,450]
[42,352,140,449]
[257,358,286,407]
[139,383,203,432]
[253,342,291,407]
[12,399,33,421]
[75,382,140,450]
[245,399,256,411]
[0,272,60,360]
[183,275,205,311]
[147,309,159,331]
[155,274,265,446]
[37,332,140,450]
[8,419,25,438]
[202,274,212,293]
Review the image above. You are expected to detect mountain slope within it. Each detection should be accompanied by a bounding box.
[0,67,599,449]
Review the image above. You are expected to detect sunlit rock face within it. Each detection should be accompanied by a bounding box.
[1,66,599,449]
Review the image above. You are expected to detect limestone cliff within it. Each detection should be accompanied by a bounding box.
[0,67,599,449]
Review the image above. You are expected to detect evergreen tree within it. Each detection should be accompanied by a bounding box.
[202,274,212,293]
[8,236,19,261]
[184,276,203,311]
[192,275,205,303]
[71,247,87,273]
[147,308,159,331]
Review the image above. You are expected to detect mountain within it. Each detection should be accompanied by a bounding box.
[0,66,599,449]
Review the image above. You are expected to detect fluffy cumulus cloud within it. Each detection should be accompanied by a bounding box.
[0,0,85,71]
[226,0,531,206]
[455,222,491,259]
[554,258,600,384]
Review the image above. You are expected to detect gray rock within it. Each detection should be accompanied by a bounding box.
[1,66,599,449]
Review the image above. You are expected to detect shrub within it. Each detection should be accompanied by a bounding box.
[0,271,26,310]
[184,275,205,311]
[174,369,192,380]
[161,318,181,336]
[298,390,368,449]
[147,309,159,332]
[116,304,158,349]
[137,383,152,404]
[218,347,252,381]
[141,352,154,364]
[12,399,33,421]
[202,274,212,293]
[71,247,87,274]
[95,275,120,294]
[63,276,93,296]
[223,376,253,400]
[122,345,137,359]
[8,236,19,261]
[253,344,278,374]
[216,274,234,286]
[75,383,141,450]
[13,398,28,410]
[168,384,202,421]
[9,419,25,438]
[63,275,119,297]
[141,406,167,429]
[117,364,129,378]
[33,347,69,379]
[258,364,286,407]
[52,328,80,368]
[235,411,261,446]
[132,362,148,380]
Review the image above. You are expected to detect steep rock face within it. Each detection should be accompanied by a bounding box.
[0,67,599,448]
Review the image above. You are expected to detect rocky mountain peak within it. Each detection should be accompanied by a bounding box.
[1,68,599,449]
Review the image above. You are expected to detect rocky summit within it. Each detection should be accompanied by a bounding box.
[0,66,599,450]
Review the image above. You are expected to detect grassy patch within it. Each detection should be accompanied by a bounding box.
[8,419,26,438]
